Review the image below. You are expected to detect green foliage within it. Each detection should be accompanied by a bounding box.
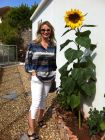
[87,108,105,136]
[3,4,37,30]
[58,17,97,112]
[0,4,37,44]
[30,4,38,15]
[100,122,105,131]
[0,22,18,44]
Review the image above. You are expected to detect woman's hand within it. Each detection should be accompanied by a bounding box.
[31,70,36,76]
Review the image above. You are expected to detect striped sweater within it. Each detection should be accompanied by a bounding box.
[25,42,57,76]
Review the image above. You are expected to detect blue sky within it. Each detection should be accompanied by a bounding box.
[0,0,41,8]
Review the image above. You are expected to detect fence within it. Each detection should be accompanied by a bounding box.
[0,44,18,66]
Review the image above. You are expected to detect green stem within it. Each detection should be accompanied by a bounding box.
[78,92,81,129]
[77,44,80,64]
[79,109,81,129]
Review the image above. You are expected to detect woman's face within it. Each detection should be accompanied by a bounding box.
[40,24,51,40]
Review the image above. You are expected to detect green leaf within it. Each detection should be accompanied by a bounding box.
[80,62,88,68]
[61,29,72,37]
[100,122,105,131]
[63,76,76,94]
[71,68,80,81]
[65,48,83,63]
[69,95,80,110]
[81,82,96,96]
[90,44,97,51]
[65,25,69,28]
[85,56,96,69]
[72,68,95,86]
[82,25,96,27]
[60,39,73,51]
[76,30,91,37]
[61,76,68,86]
[75,36,91,48]
[59,62,69,75]
[67,96,71,105]
[73,62,88,68]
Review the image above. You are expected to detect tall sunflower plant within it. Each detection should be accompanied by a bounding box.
[58,9,97,128]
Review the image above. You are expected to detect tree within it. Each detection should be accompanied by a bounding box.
[0,3,38,43]
[0,3,38,61]
[3,4,37,30]
[0,21,19,45]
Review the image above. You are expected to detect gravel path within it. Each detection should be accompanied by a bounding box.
[0,92,61,140]
[0,65,61,140]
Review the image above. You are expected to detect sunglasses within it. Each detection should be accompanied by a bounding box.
[41,29,51,32]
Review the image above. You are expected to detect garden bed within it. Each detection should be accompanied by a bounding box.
[55,106,103,140]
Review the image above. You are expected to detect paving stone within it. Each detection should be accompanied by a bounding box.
[19,133,29,140]
[0,91,18,100]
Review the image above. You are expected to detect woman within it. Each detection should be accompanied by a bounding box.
[25,21,57,140]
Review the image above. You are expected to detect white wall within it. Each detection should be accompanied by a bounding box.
[32,0,105,117]
[0,17,2,24]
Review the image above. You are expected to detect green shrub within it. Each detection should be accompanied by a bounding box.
[87,107,105,136]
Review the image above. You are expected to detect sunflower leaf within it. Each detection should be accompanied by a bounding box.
[63,76,75,94]
[59,62,69,76]
[65,25,69,28]
[90,44,97,51]
[65,48,83,63]
[75,36,91,48]
[69,95,80,110]
[60,39,73,51]
[82,25,97,27]
[62,29,72,37]
[75,30,91,37]
[81,82,96,96]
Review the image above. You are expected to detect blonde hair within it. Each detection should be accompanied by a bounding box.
[34,21,56,45]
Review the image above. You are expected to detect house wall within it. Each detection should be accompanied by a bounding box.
[31,0,105,117]
[0,17,2,23]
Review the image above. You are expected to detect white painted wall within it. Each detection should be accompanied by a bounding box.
[31,0,105,117]
[0,17,2,24]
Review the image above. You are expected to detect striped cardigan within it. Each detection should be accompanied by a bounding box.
[25,42,57,81]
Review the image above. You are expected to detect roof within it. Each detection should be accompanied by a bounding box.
[0,6,11,17]
[30,0,49,21]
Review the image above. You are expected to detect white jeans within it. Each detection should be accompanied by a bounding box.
[30,75,51,119]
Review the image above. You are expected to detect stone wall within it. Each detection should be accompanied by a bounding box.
[18,29,32,62]
[21,29,32,49]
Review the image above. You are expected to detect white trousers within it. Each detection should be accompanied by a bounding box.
[30,75,51,119]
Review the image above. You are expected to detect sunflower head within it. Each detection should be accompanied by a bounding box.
[64,9,85,29]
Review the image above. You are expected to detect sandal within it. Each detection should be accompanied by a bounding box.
[38,120,47,128]
[27,133,39,140]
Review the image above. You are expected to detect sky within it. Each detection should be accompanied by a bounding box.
[0,0,41,8]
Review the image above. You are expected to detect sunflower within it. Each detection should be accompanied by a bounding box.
[64,9,85,29]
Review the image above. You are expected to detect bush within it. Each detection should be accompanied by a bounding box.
[87,107,105,136]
